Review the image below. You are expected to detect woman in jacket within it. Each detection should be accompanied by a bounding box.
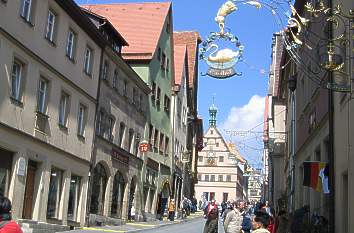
[0,196,23,233]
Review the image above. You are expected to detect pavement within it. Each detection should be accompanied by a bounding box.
[62,211,204,233]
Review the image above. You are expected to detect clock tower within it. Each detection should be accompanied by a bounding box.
[209,98,217,127]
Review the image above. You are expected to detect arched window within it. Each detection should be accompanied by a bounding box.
[90,163,107,215]
[111,172,125,218]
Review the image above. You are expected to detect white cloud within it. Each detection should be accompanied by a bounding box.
[220,95,265,132]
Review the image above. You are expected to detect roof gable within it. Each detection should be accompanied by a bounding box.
[173,31,201,88]
[81,2,171,60]
[173,44,187,86]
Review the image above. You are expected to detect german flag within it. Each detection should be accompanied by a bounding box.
[303,162,329,193]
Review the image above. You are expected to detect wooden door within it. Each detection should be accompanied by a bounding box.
[22,164,36,219]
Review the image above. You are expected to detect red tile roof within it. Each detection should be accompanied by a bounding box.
[173,44,187,86]
[173,31,202,88]
[81,2,171,60]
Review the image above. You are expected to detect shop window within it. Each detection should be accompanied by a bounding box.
[90,163,107,215]
[111,172,125,218]
[47,167,63,219]
[67,175,81,222]
[0,149,13,196]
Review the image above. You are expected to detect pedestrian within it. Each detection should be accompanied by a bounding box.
[275,210,289,233]
[182,197,189,219]
[203,200,218,233]
[168,199,175,221]
[0,195,23,233]
[221,201,232,224]
[241,208,252,233]
[252,211,271,233]
[223,201,242,233]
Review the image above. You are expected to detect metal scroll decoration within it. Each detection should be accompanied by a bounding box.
[200,1,244,79]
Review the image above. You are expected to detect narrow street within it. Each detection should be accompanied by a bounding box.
[64,215,226,233]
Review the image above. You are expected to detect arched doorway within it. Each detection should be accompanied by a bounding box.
[156,181,170,220]
[111,171,125,218]
[90,163,108,215]
[128,177,136,220]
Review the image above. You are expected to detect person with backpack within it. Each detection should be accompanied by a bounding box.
[224,201,242,233]
[203,200,218,233]
[0,196,23,233]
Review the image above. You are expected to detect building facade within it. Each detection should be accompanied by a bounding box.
[81,2,175,219]
[195,104,244,203]
[0,0,104,231]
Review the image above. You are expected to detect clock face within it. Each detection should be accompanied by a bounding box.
[208,151,214,157]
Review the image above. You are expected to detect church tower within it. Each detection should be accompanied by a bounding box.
[209,98,217,127]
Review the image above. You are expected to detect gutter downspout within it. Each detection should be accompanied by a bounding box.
[85,46,104,227]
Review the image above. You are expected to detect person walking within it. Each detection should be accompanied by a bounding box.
[252,211,271,233]
[224,201,242,233]
[0,196,23,233]
[203,200,218,233]
[241,208,252,233]
[168,199,175,221]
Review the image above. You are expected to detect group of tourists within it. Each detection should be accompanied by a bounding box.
[202,199,292,233]
[167,196,198,221]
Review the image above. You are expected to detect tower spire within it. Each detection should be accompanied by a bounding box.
[209,95,217,127]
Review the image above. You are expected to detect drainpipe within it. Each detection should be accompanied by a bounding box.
[85,46,105,227]
[288,73,297,212]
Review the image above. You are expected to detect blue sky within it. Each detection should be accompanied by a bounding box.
[75,0,288,167]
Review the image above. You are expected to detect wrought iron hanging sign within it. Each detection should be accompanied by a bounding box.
[200,1,244,79]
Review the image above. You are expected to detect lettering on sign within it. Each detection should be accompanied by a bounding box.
[207,67,236,79]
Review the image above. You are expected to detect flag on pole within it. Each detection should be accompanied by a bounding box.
[303,161,329,194]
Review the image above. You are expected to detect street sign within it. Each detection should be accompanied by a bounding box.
[139,141,149,153]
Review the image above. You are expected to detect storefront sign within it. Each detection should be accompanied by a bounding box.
[111,149,129,164]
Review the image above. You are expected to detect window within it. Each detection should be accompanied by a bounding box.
[128,129,134,153]
[132,88,137,104]
[96,110,104,136]
[166,21,170,34]
[198,156,203,163]
[20,0,32,22]
[148,124,153,150]
[219,156,224,162]
[138,94,143,110]
[101,60,109,80]
[67,175,81,221]
[58,92,69,127]
[110,172,125,218]
[10,60,23,102]
[123,80,128,97]
[165,58,169,72]
[77,104,86,137]
[156,87,161,108]
[210,130,214,135]
[113,69,118,89]
[107,117,114,141]
[66,30,76,60]
[226,175,231,182]
[198,174,201,181]
[45,10,56,42]
[151,82,156,102]
[47,167,63,219]
[210,175,215,182]
[159,133,164,153]
[218,175,223,182]
[154,129,158,150]
[205,175,209,182]
[37,78,48,114]
[161,53,166,69]
[83,47,93,75]
[118,122,125,147]
[0,149,13,196]
[223,193,228,202]
[164,137,169,156]
[216,142,219,147]
[164,95,170,114]
[157,47,161,61]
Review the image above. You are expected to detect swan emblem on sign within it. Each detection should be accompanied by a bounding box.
[205,44,243,69]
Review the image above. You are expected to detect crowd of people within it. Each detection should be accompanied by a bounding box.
[167,196,198,221]
[201,199,291,233]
